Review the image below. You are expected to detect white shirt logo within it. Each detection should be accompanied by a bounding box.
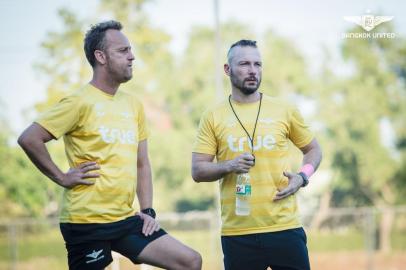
[99,126,136,144]
[227,135,276,152]
[259,118,274,124]
[120,112,133,119]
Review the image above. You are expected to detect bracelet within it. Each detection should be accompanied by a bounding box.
[298,172,309,187]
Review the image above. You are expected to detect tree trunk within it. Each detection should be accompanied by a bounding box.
[379,207,394,253]
[310,191,332,230]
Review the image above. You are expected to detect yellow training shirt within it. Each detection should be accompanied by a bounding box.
[193,94,314,235]
[36,84,147,223]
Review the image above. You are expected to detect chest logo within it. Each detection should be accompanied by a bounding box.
[98,126,136,144]
[227,134,276,152]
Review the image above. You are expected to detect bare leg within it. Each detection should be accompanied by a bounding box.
[136,234,202,270]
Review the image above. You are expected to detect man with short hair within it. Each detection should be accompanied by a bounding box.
[18,20,202,270]
[192,39,322,270]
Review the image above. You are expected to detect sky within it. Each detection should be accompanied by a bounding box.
[1,0,405,134]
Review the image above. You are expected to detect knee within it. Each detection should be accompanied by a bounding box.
[184,250,202,270]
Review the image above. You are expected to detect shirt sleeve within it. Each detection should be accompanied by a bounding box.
[35,95,81,139]
[288,106,314,148]
[137,101,148,141]
[192,110,217,155]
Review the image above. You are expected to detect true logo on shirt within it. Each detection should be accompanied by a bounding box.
[98,126,136,144]
[227,134,276,152]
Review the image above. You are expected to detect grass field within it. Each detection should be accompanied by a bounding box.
[0,227,405,270]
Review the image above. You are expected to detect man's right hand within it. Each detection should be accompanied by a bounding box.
[60,161,100,188]
[227,153,255,174]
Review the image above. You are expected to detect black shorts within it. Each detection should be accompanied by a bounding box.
[221,227,310,270]
[60,215,166,270]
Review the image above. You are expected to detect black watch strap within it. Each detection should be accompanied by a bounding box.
[141,208,156,219]
[298,172,309,187]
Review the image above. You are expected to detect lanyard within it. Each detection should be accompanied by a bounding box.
[228,93,263,165]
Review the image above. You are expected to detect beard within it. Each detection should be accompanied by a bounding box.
[106,57,133,84]
[120,71,132,83]
[230,69,261,95]
[108,64,132,83]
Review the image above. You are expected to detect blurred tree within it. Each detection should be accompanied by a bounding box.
[34,9,90,112]
[0,103,59,219]
[317,23,406,251]
[261,29,314,98]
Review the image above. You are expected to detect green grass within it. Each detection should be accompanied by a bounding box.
[391,230,406,250]
[307,229,365,251]
[0,228,67,270]
[0,229,66,261]
[0,227,404,270]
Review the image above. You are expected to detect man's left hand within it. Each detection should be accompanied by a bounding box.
[273,171,304,201]
[137,212,160,236]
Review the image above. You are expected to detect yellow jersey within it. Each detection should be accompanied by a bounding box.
[36,84,147,223]
[193,94,314,235]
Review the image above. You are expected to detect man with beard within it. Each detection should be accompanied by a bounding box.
[191,39,322,270]
[18,20,201,270]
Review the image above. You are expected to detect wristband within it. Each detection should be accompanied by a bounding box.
[300,164,314,178]
[141,208,156,219]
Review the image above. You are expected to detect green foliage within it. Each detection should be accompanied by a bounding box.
[0,121,62,218]
[261,29,313,97]
[34,8,90,112]
[319,23,406,207]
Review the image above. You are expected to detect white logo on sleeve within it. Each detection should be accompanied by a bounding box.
[86,249,105,264]
[94,103,106,117]
[99,126,136,144]
[227,135,276,152]
[120,112,133,119]
[259,118,274,124]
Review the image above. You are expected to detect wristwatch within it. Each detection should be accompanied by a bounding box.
[141,208,156,219]
[298,172,309,187]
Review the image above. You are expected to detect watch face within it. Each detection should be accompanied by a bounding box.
[142,208,156,218]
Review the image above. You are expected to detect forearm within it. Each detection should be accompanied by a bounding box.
[19,139,64,186]
[301,139,322,173]
[192,160,232,182]
[136,163,153,209]
[303,148,322,169]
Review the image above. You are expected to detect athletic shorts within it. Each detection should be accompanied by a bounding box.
[60,215,166,270]
[221,227,310,270]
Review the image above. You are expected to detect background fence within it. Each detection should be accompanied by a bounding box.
[1,206,405,270]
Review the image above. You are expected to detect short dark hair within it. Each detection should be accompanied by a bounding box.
[227,39,257,61]
[84,20,123,67]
